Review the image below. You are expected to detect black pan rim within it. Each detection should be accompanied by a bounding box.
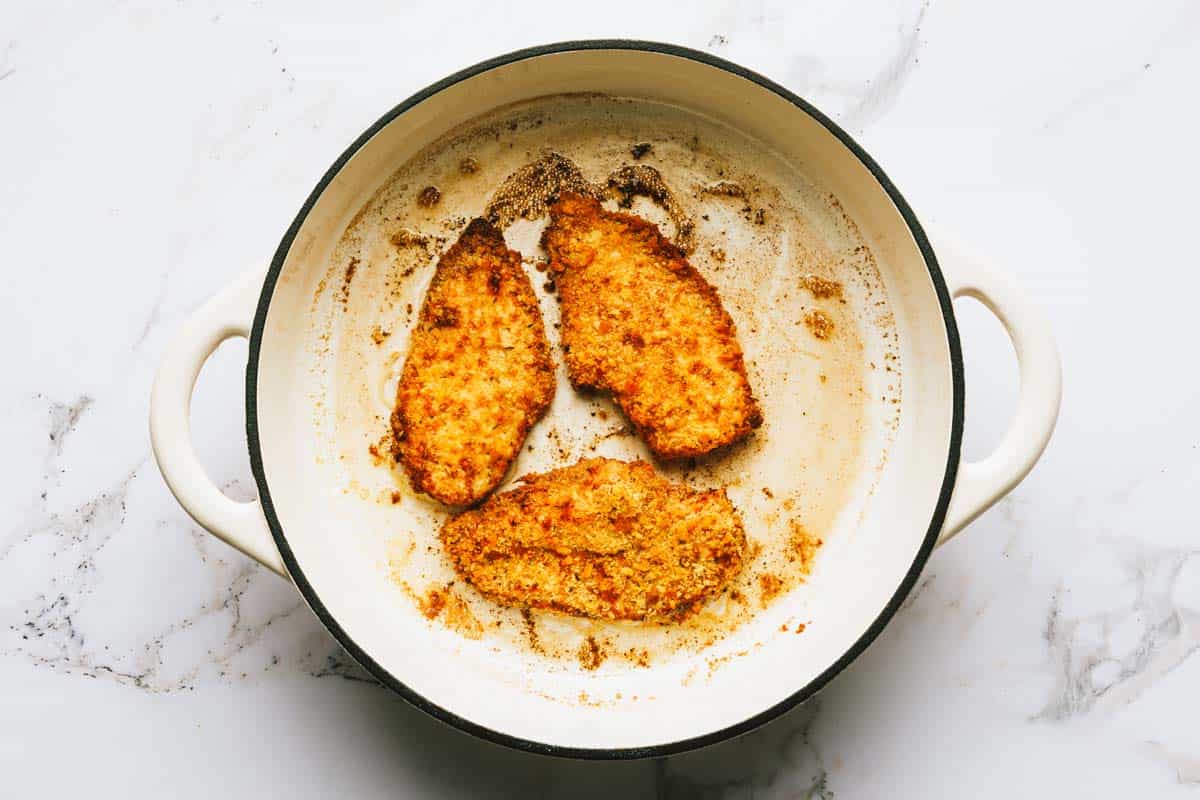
[245,38,964,760]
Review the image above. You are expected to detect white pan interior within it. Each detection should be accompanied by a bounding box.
[251,48,954,752]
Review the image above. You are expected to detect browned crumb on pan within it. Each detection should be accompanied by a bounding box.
[803,309,835,340]
[604,164,694,252]
[701,180,747,198]
[578,636,606,670]
[390,490,402,505]
[520,608,542,652]
[416,583,483,639]
[794,622,807,634]
[799,273,844,301]
[758,573,783,607]
[707,649,752,679]
[370,325,391,345]
[710,247,727,262]
[387,540,416,584]
[417,185,441,207]
[418,586,447,619]
[337,257,359,307]
[484,152,602,229]
[625,647,651,667]
[788,520,824,575]
[390,229,432,250]
[368,432,396,467]
[630,142,653,160]
[459,156,480,174]
[392,218,555,506]
[442,589,484,639]
[542,193,762,459]
[440,458,748,622]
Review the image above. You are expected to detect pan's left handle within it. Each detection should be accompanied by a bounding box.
[149,268,287,577]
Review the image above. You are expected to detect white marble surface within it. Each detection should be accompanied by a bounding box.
[2,0,1197,795]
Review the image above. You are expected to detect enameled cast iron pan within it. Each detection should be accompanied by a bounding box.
[150,41,1061,758]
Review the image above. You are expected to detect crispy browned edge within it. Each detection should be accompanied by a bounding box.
[391,218,555,505]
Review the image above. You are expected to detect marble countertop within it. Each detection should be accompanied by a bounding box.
[3,0,1197,796]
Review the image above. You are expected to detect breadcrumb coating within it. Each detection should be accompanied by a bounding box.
[440,458,748,621]
[392,218,554,505]
[541,194,761,458]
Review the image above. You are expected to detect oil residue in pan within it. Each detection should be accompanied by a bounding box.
[306,94,901,682]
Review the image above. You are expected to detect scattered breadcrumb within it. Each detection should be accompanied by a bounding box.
[417,186,441,207]
[485,152,601,228]
[758,573,783,607]
[337,258,358,307]
[417,584,484,639]
[788,520,824,574]
[803,310,835,340]
[418,586,447,619]
[701,180,747,198]
[578,636,606,670]
[604,165,694,253]
[390,229,430,249]
[799,274,844,300]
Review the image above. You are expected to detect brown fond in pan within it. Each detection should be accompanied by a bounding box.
[309,93,901,675]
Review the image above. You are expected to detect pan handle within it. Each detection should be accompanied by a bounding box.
[931,228,1062,546]
[149,268,286,577]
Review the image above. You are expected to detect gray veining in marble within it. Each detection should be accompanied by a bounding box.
[1,0,1196,796]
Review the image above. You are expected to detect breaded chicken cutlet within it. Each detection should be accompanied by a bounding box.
[392,218,554,506]
[440,458,747,622]
[541,194,762,459]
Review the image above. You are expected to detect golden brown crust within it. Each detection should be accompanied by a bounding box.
[541,194,762,459]
[393,218,555,505]
[440,458,747,622]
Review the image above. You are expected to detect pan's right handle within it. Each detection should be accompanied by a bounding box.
[930,228,1062,546]
[149,268,287,577]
